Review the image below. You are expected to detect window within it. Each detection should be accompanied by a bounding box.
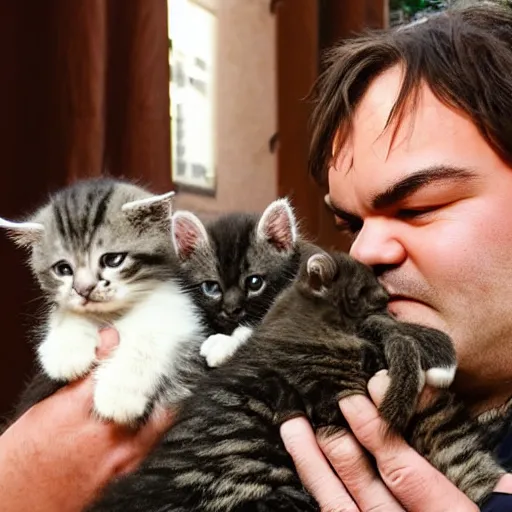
[168,0,217,192]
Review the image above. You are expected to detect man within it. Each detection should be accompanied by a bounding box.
[280,1,512,510]
[2,1,512,511]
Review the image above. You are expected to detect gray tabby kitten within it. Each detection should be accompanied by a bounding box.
[90,251,504,511]
[0,178,208,425]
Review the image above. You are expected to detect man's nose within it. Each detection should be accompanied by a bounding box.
[349,218,406,268]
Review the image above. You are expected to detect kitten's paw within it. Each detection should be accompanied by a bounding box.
[38,325,97,381]
[93,378,150,425]
[200,333,242,367]
[425,365,456,388]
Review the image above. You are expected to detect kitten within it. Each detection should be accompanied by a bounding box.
[169,199,305,368]
[0,177,207,426]
[90,251,502,511]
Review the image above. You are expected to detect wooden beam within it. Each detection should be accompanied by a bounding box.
[275,0,321,241]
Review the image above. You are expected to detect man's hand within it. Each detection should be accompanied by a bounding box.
[0,328,174,512]
[280,371,512,512]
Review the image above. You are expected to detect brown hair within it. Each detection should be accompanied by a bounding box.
[309,0,512,184]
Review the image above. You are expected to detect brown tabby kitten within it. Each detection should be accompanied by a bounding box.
[89,251,502,511]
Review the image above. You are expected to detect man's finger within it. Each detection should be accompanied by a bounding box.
[280,417,359,511]
[339,394,478,512]
[317,427,404,511]
[115,405,175,475]
[65,328,120,401]
[368,370,439,412]
[145,405,175,437]
[367,370,389,405]
[495,474,512,493]
[96,328,120,359]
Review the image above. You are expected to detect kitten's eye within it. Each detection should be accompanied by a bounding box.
[201,281,222,299]
[53,261,73,277]
[246,275,265,293]
[100,252,127,268]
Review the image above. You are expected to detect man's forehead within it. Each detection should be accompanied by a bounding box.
[356,66,405,126]
[330,66,406,174]
[330,67,474,177]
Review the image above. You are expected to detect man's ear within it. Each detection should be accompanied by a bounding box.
[171,210,210,260]
[256,197,297,252]
[0,217,45,248]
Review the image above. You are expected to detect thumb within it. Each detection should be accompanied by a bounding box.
[96,328,120,360]
[368,369,440,412]
[368,369,390,406]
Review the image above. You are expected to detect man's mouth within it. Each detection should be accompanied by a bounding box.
[387,294,431,316]
[388,294,428,304]
[389,294,414,302]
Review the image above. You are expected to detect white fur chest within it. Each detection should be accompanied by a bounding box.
[37,280,206,425]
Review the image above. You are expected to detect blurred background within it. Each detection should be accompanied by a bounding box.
[0,0,446,415]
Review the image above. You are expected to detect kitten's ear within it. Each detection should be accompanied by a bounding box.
[0,217,44,248]
[256,197,297,252]
[171,210,209,260]
[306,252,337,292]
[121,191,175,222]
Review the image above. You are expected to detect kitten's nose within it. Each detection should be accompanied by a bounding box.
[222,305,243,316]
[223,288,244,317]
[73,283,95,299]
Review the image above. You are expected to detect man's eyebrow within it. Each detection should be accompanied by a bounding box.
[324,194,361,222]
[372,165,479,210]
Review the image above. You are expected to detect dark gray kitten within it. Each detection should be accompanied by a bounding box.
[90,251,505,511]
[1,179,306,427]
[170,200,303,368]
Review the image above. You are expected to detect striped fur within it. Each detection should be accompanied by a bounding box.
[90,251,506,511]
[31,178,178,301]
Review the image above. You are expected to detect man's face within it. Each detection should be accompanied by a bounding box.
[328,65,512,393]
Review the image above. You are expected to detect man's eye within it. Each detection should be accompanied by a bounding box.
[396,207,437,220]
[334,217,362,235]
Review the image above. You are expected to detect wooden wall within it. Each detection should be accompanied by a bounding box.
[275,0,386,251]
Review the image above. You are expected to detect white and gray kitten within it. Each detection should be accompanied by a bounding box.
[0,178,207,425]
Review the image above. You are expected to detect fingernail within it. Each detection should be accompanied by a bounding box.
[281,416,303,433]
[370,370,391,388]
[280,416,310,442]
[338,394,366,415]
[368,370,391,405]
